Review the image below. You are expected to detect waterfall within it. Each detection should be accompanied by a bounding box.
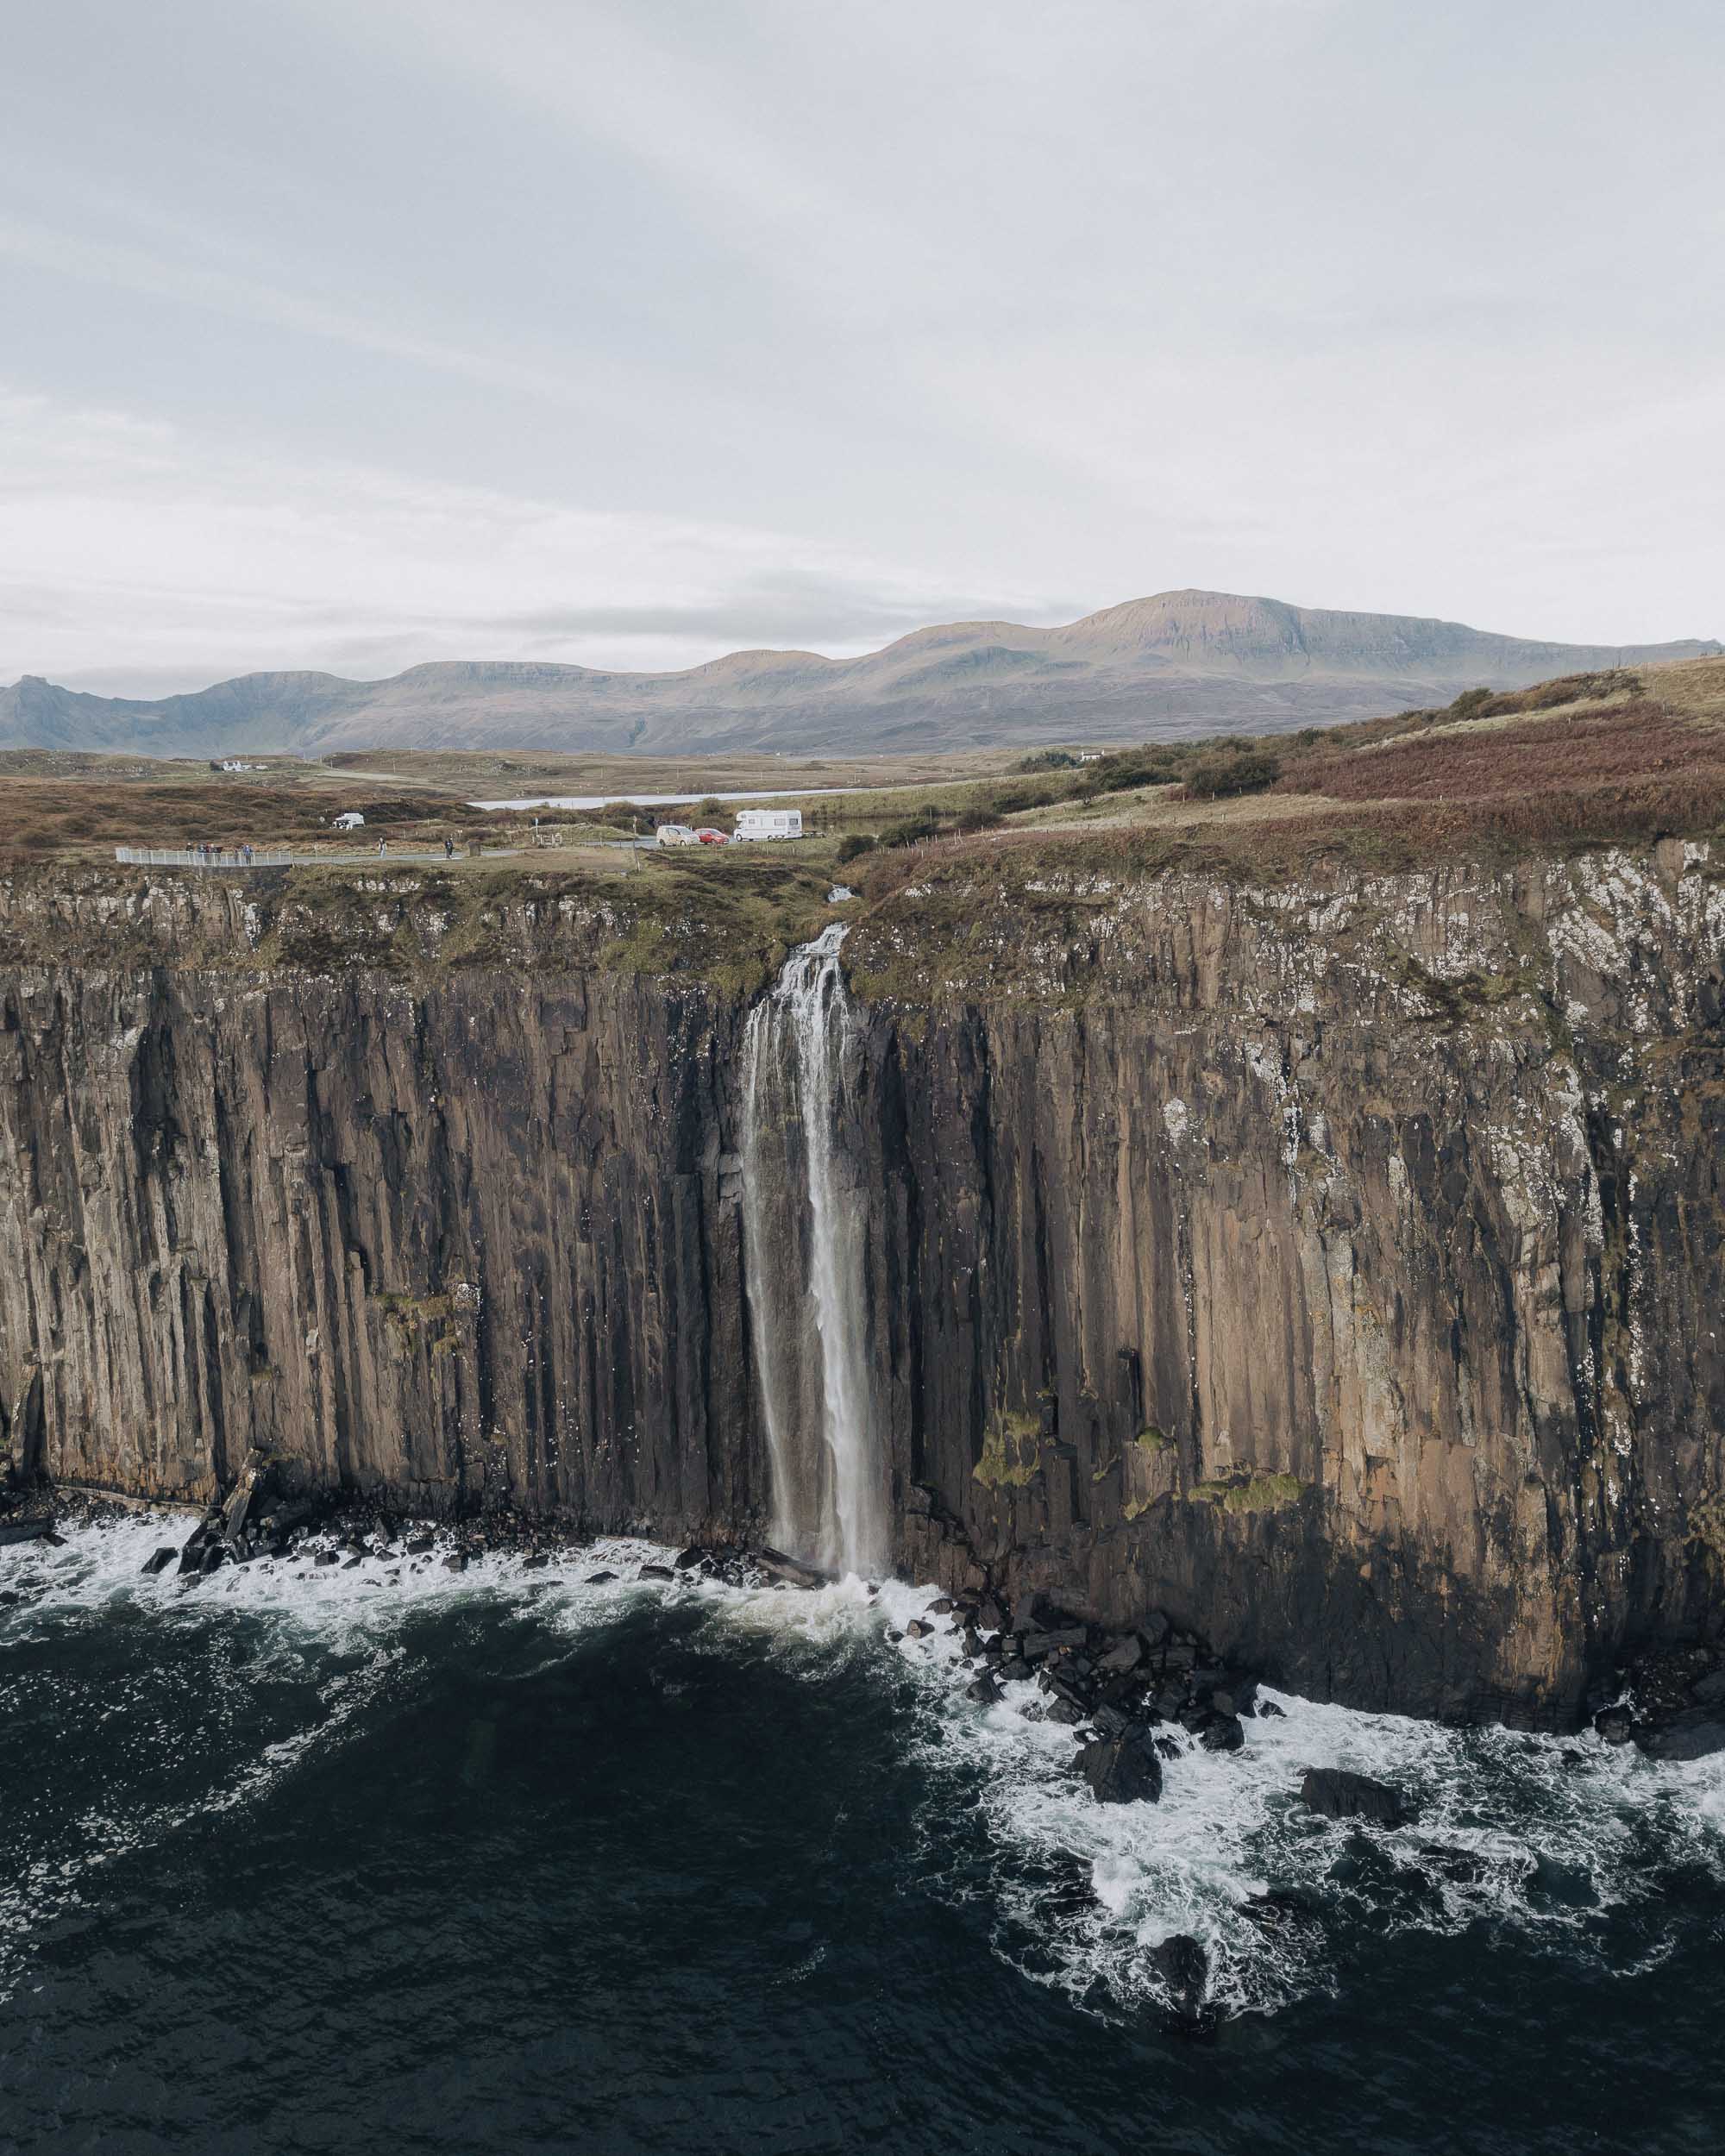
[739,924,888,1578]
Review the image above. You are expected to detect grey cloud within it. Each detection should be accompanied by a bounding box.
[1,0,1722,678]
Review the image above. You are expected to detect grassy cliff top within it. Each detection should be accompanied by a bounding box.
[3,656,1722,998]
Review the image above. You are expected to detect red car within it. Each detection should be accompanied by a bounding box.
[695,827,729,844]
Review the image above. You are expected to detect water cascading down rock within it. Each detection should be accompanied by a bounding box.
[739,925,888,1578]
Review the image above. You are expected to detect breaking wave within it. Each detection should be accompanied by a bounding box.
[4,1515,1722,2028]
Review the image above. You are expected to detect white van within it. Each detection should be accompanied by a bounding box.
[333,811,366,830]
[655,823,699,846]
[732,808,802,841]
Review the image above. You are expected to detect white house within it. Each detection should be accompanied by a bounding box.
[333,811,366,830]
[732,808,802,841]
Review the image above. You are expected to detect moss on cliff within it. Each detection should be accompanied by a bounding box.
[1187,1471,1308,1514]
[973,1411,1042,1489]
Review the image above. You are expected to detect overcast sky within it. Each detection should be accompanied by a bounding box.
[3,0,1721,696]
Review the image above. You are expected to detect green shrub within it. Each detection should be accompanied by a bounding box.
[1016,748,1082,772]
[1182,749,1281,800]
[881,805,942,848]
[989,781,1062,814]
[836,833,876,863]
[1074,745,1189,797]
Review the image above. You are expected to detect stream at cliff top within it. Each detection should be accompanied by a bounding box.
[4,1518,1725,2155]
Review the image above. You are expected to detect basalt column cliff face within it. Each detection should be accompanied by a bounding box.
[0,925,764,1543]
[1,849,1722,1725]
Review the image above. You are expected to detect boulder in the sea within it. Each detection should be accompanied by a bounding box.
[1636,1710,1725,1763]
[756,1547,825,1590]
[1593,1705,1635,1745]
[1151,1933,1209,2013]
[1077,1726,1164,1804]
[314,1550,341,1567]
[1200,1713,1245,1753]
[521,1552,549,1570]
[904,1618,934,1639]
[1298,1766,1415,1827]
[583,1569,617,1584]
[141,1545,178,1575]
[637,1563,674,1582]
[966,1671,1005,1706]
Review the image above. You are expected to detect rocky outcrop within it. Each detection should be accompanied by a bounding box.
[1,843,1722,1727]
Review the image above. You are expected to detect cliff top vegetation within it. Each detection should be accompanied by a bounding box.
[2,655,1722,995]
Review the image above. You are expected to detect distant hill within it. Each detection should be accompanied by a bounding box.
[3,589,1716,756]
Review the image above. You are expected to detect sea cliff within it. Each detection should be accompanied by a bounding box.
[2,843,1722,1724]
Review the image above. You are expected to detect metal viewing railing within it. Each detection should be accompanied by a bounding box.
[113,847,295,868]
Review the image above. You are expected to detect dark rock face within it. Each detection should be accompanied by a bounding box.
[1298,1767,1415,1827]
[2,849,1724,1727]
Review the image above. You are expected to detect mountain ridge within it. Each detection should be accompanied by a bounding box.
[3,587,1716,756]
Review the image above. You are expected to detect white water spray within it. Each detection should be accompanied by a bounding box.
[739,924,888,1577]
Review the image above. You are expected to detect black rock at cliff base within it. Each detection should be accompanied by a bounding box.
[1078,1727,1164,1804]
[1298,1767,1415,1827]
[1636,1713,1725,1764]
[1152,1934,1210,2011]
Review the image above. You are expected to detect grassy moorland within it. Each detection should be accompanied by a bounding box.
[3,655,1722,994]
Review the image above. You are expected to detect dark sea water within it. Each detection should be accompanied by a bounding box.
[4,1519,1724,2156]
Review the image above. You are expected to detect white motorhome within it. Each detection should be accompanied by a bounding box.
[655,824,699,846]
[732,808,803,841]
[333,811,366,830]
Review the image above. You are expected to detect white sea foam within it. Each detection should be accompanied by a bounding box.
[5,1520,1722,2024]
[0,1514,688,1999]
[873,1589,1725,2021]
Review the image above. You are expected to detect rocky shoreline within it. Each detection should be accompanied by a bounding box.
[9,1453,1725,1783]
[7,1454,1725,2037]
